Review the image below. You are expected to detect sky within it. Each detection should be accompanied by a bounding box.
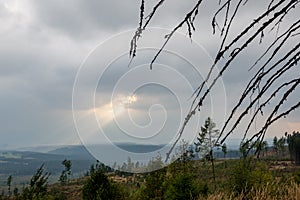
[0,0,299,157]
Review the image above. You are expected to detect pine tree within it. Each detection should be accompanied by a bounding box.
[195,117,219,191]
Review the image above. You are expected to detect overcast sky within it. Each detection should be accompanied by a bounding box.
[0,0,299,153]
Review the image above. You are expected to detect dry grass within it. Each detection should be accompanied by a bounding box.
[198,181,300,200]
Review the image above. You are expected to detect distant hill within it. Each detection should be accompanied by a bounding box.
[115,143,165,153]
[48,145,95,160]
[0,143,247,187]
[0,145,99,187]
[0,143,167,185]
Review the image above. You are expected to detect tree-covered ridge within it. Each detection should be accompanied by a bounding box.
[1,130,300,200]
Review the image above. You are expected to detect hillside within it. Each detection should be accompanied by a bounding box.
[0,146,96,187]
[2,158,299,200]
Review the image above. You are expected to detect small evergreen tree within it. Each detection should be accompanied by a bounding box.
[194,117,219,191]
[82,166,121,200]
[7,175,12,196]
[273,136,278,152]
[287,131,300,165]
[147,154,164,172]
[18,164,50,200]
[239,140,251,158]
[222,143,227,168]
[13,187,19,197]
[163,172,200,200]
[59,159,72,185]
[253,140,268,158]
[127,157,134,172]
[140,169,166,199]
[278,137,286,156]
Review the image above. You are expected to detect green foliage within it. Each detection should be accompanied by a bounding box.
[111,182,129,200]
[127,157,134,172]
[13,187,19,197]
[147,154,164,172]
[230,158,252,194]
[287,131,300,165]
[239,140,251,158]
[293,168,300,184]
[130,184,145,200]
[230,158,273,196]
[277,137,285,153]
[6,175,12,196]
[136,160,210,200]
[273,136,278,151]
[195,117,219,190]
[195,117,219,158]
[163,172,206,200]
[17,164,50,200]
[174,139,195,162]
[82,168,110,200]
[59,159,72,185]
[250,161,273,189]
[222,143,227,168]
[273,136,286,157]
[47,187,67,200]
[139,169,166,199]
[82,166,123,200]
[221,143,227,158]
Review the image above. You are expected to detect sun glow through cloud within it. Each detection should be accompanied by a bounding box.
[93,94,138,126]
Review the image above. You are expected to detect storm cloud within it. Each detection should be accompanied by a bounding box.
[0,0,299,150]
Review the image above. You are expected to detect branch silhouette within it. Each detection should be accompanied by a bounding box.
[130,0,300,161]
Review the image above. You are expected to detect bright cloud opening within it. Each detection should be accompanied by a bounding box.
[93,94,138,126]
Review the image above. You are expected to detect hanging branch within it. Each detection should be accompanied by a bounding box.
[212,0,231,34]
[191,0,288,112]
[196,0,298,114]
[219,43,300,143]
[149,0,203,69]
[243,78,300,141]
[247,81,300,144]
[249,19,300,71]
[220,51,300,144]
[130,0,300,160]
[130,0,166,58]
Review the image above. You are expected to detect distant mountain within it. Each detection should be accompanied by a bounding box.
[0,150,68,176]
[115,143,165,153]
[0,143,166,179]
[0,146,96,181]
[0,142,247,186]
[17,145,68,153]
[48,145,95,160]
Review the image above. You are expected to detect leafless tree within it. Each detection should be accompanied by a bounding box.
[130,0,300,161]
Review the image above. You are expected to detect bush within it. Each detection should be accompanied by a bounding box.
[163,172,207,200]
[293,169,300,184]
[17,164,50,200]
[82,168,113,200]
[139,169,166,199]
[230,158,273,196]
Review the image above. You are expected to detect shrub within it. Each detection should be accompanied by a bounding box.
[139,169,166,199]
[163,172,208,200]
[17,164,50,200]
[294,169,300,184]
[82,168,114,200]
[230,158,273,196]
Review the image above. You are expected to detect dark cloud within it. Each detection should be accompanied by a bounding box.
[0,0,299,149]
[28,0,203,39]
[29,0,140,38]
